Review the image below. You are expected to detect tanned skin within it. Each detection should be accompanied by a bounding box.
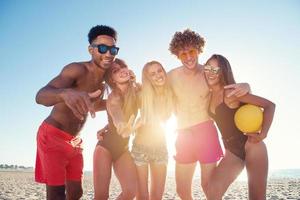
[36,35,116,200]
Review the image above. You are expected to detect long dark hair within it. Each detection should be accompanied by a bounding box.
[206,54,236,85]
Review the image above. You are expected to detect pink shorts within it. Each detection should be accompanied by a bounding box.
[174,120,223,164]
[35,122,83,186]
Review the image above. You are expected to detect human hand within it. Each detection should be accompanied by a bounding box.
[128,70,136,83]
[97,125,108,141]
[224,83,250,98]
[61,89,102,120]
[128,70,140,89]
[245,131,267,143]
[116,114,136,138]
[135,82,142,91]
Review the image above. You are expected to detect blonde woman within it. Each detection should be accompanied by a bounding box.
[93,58,138,200]
[131,61,173,200]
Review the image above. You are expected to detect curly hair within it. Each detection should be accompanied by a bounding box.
[88,25,117,44]
[169,29,205,55]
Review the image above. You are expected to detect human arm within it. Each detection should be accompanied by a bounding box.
[224,83,251,98]
[128,69,142,92]
[106,92,135,138]
[35,63,83,106]
[97,124,108,141]
[94,99,107,112]
[237,94,276,143]
[92,83,107,112]
[166,69,178,115]
[35,63,101,120]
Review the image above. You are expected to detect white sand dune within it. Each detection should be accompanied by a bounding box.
[0,171,299,199]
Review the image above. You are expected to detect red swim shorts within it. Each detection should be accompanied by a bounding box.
[174,120,223,164]
[35,122,83,186]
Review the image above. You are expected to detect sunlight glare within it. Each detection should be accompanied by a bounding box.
[164,114,177,161]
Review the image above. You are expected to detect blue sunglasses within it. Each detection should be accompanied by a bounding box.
[91,44,119,56]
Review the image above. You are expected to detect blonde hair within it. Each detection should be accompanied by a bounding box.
[105,58,138,120]
[140,61,173,124]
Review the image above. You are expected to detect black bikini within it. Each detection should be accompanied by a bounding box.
[97,113,130,161]
[208,96,248,161]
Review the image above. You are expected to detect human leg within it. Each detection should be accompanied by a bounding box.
[245,141,268,200]
[46,185,66,200]
[175,162,196,200]
[135,164,149,200]
[206,150,244,200]
[191,121,223,196]
[149,163,167,200]
[93,145,113,200]
[113,151,137,200]
[65,180,83,200]
[199,162,217,197]
[65,146,84,200]
[36,122,79,199]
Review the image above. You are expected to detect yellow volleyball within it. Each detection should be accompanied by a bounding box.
[234,104,263,133]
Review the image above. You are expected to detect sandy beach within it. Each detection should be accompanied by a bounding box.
[0,171,299,200]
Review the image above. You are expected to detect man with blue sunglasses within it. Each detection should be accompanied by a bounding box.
[90,43,119,57]
[35,25,118,200]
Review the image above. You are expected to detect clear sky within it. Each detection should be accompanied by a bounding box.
[1,1,300,171]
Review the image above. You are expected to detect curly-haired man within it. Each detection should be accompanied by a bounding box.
[168,29,249,199]
[35,25,118,200]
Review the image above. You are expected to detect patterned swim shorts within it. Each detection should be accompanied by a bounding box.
[131,143,168,166]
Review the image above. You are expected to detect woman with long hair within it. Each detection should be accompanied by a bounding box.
[93,58,138,200]
[204,54,275,200]
[131,61,173,200]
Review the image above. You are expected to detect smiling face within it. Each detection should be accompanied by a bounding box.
[177,47,199,70]
[146,63,166,87]
[89,35,117,69]
[204,58,222,87]
[111,63,131,84]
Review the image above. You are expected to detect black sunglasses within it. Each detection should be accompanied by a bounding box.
[91,44,119,56]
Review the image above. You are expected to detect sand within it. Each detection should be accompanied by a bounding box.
[0,171,299,199]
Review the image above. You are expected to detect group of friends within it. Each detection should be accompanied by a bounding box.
[35,25,275,200]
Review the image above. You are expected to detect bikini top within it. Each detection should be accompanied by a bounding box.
[208,92,246,142]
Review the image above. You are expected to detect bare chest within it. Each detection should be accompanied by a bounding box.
[172,72,209,101]
[76,72,104,92]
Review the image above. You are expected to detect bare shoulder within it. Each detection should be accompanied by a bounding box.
[107,91,122,105]
[45,62,88,87]
[61,62,88,77]
[167,66,182,80]
[168,66,181,75]
[198,64,204,70]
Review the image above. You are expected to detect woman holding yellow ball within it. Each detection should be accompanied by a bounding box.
[204,54,275,200]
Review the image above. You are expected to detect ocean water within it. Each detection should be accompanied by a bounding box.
[234,168,300,181]
[165,167,300,181]
[269,168,300,179]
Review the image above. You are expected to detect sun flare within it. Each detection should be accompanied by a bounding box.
[163,114,178,159]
